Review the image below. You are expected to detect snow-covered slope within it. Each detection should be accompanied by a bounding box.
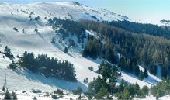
[0,2,128,22]
[0,2,163,100]
[0,2,109,92]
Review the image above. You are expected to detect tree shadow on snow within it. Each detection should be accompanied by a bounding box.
[15,70,88,92]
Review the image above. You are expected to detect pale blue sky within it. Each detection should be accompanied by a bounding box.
[1,0,170,24]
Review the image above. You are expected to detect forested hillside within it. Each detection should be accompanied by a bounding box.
[49,18,170,79]
[81,20,170,78]
[108,20,170,39]
[0,1,170,99]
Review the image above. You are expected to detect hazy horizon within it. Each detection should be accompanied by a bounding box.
[1,0,170,25]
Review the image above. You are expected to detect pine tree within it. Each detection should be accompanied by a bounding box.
[12,91,17,100]
[122,88,131,100]
[142,85,148,96]
[119,57,127,69]
[4,46,14,60]
[64,47,68,53]
[139,71,145,80]
[95,86,108,99]
[33,97,37,100]
[51,38,55,44]
[2,85,5,92]
[144,68,148,78]
[4,89,11,100]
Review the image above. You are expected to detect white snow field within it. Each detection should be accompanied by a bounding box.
[0,2,106,92]
[0,1,168,100]
[120,65,161,88]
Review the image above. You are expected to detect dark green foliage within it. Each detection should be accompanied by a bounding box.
[88,76,103,96]
[48,18,85,43]
[33,97,37,100]
[149,65,157,75]
[64,47,68,53]
[2,85,5,91]
[116,81,148,99]
[18,52,76,81]
[51,37,55,44]
[32,89,41,93]
[87,62,150,99]
[88,76,108,99]
[139,71,145,80]
[34,29,38,33]
[48,19,170,79]
[118,56,142,79]
[4,46,14,60]
[98,61,117,82]
[82,37,101,59]
[95,86,108,99]
[12,91,17,100]
[54,89,64,95]
[118,57,127,68]
[88,62,118,99]
[9,63,17,70]
[88,67,93,71]
[51,95,58,99]
[144,68,148,78]
[129,58,140,76]
[83,36,117,63]
[35,16,40,21]
[141,85,149,97]
[13,27,19,32]
[83,78,88,83]
[73,2,81,5]
[81,20,170,79]
[109,20,170,39]
[4,89,11,100]
[116,88,131,100]
[151,80,170,98]
[88,62,149,99]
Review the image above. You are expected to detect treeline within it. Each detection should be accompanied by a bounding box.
[87,62,170,99]
[151,80,170,98]
[87,61,149,99]
[80,20,170,79]
[47,18,170,78]
[87,61,118,99]
[14,52,76,81]
[82,35,118,64]
[4,90,17,100]
[48,18,86,43]
[108,20,170,39]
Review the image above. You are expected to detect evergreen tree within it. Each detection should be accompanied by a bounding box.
[4,89,11,100]
[18,52,76,81]
[95,86,108,99]
[2,85,5,92]
[12,91,17,100]
[144,68,148,78]
[119,57,127,69]
[141,85,149,96]
[35,16,40,21]
[51,38,55,44]
[139,71,145,80]
[33,97,37,100]
[4,46,14,60]
[64,47,68,53]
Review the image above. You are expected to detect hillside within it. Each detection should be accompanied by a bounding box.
[0,1,169,100]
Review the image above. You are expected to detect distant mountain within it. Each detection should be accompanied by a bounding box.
[160,19,170,26]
